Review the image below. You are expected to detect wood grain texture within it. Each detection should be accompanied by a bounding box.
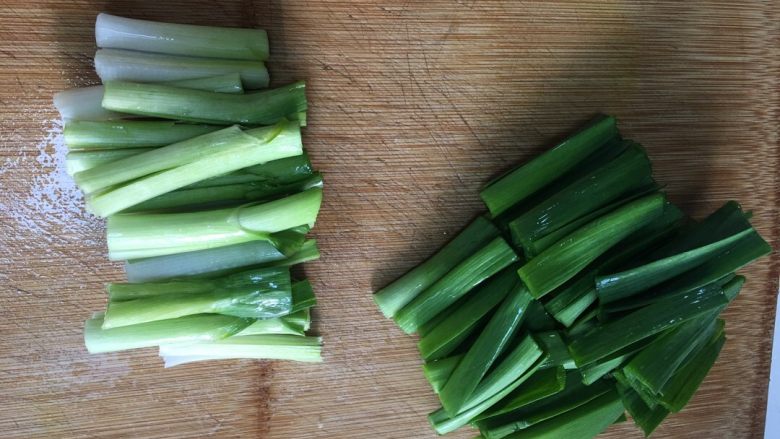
[1,1,778,438]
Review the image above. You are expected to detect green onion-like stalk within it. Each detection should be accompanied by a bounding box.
[190,240,320,280]
[476,367,567,424]
[103,267,292,328]
[508,142,653,251]
[101,80,306,125]
[161,73,245,93]
[418,266,516,361]
[477,373,614,439]
[54,86,126,121]
[480,115,618,217]
[64,120,221,149]
[95,48,269,89]
[622,313,719,395]
[66,148,154,175]
[55,75,245,123]
[490,388,623,439]
[605,227,770,312]
[568,282,728,366]
[523,185,660,257]
[394,236,518,334]
[123,230,307,282]
[428,357,546,435]
[159,335,323,366]
[96,13,269,61]
[130,246,254,280]
[450,335,543,412]
[78,122,304,217]
[75,123,288,193]
[181,151,314,190]
[438,286,534,415]
[518,192,665,298]
[237,311,310,337]
[84,313,251,353]
[374,215,500,319]
[596,228,752,304]
[106,188,322,260]
[423,355,463,394]
[127,172,323,213]
[617,384,669,436]
[657,329,725,412]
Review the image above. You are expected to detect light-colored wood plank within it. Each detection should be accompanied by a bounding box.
[0,1,777,437]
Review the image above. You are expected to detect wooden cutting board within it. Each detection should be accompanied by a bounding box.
[1,1,778,437]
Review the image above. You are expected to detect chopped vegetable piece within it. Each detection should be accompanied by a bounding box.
[123,238,298,283]
[241,151,315,184]
[116,265,300,303]
[523,300,558,332]
[642,201,748,262]
[428,356,546,435]
[606,227,770,311]
[536,332,575,369]
[462,335,543,410]
[290,280,318,313]
[54,85,126,121]
[78,123,300,212]
[623,313,721,394]
[103,267,292,327]
[394,236,518,334]
[66,148,154,175]
[261,240,321,270]
[84,313,251,353]
[286,308,312,332]
[480,115,619,217]
[101,80,306,124]
[126,172,323,213]
[57,74,245,123]
[418,266,516,361]
[524,184,659,257]
[77,122,303,215]
[518,192,666,298]
[438,287,534,415]
[95,48,269,88]
[161,73,245,93]
[657,322,726,412]
[508,142,652,251]
[498,388,624,439]
[477,367,566,422]
[617,384,669,437]
[477,375,614,439]
[96,13,269,61]
[596,228,751,304]
[160,335,322,366]
[565,308,599,338]
[568,282,728,366]
[374,216,500,318]
[423,355,463,394]
[106,188,322,260]
[237,311,310,337]
[64,120,221,149]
